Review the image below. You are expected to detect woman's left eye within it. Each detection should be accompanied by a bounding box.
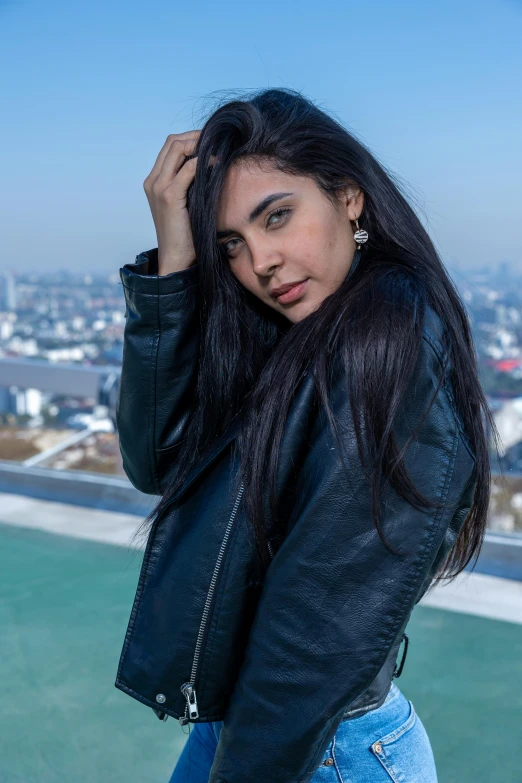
[267,207,291,227]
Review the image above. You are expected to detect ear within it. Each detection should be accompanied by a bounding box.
[341,185,364,221]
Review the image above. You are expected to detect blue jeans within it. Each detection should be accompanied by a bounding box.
[169,682,438,782]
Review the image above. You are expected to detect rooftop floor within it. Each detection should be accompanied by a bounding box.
[1,494,521,783]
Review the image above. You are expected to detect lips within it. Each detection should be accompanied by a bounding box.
[270,279,308,299]
[272,279,309,304]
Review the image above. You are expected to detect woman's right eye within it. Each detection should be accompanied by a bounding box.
[222,239,240,258]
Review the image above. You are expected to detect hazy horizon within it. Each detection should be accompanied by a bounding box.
[1,0,521,275]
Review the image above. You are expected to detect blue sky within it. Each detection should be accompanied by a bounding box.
[1,0,521,277]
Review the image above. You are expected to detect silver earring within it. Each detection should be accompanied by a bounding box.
[353,218,368,250]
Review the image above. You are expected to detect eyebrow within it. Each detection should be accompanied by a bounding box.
[216,192,295,240]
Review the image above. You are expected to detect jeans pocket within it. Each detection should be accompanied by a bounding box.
[370,700,438,783]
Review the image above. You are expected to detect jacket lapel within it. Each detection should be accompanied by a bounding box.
[166,371,317,505]
[166,416,241,503]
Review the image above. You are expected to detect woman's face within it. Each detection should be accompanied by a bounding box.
[216,159,364,323]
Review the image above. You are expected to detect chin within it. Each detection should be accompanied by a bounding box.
[292,300,320,323]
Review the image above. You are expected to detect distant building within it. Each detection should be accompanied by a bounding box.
[0,272,17,312]
[0,316,15,341]
[498,260,511,279]
[0,386,43,417]
[492,396,522,455]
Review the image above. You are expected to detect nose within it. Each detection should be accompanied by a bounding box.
[251,243,283,278]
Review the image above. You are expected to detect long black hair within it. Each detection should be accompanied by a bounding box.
[136,87,501,585]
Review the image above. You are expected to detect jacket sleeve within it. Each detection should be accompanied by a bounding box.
[117,247,200,495]
[208,331,477,783]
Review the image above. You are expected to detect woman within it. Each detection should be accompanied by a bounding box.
[115,89,496,783]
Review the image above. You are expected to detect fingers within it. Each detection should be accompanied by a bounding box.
[144,130,201,189]
[167,153,219,202]
[154,137,200,190]
[167,155,199,199]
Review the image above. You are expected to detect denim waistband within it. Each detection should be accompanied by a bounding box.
[383,681,400,705]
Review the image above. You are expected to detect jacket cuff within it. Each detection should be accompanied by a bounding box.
[119,247,199,295]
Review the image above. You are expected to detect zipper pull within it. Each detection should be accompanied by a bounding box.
[180,682,199,720]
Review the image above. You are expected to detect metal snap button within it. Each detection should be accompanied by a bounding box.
[156,693,166,704]
[373,742,383,754]
[323,758,334,766]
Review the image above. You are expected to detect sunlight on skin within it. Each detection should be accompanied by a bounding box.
[216,159,364,323]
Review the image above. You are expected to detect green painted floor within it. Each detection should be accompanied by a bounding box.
[1,522,521,783]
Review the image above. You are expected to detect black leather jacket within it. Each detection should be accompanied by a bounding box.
[115,247,477,783]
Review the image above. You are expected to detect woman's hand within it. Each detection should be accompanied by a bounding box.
[143,130,214,275]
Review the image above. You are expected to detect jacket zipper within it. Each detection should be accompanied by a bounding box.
[179,480,245,726]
